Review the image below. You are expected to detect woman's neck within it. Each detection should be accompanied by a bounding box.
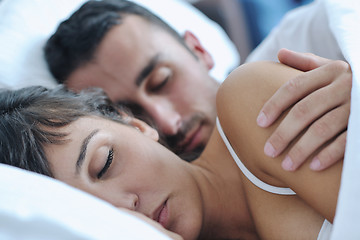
[191,128,259,240]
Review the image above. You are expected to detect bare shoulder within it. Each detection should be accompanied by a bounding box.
[216,61,301,184]
[216,61,341,222]
[217,61,300,107]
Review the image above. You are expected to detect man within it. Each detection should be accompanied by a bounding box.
[44,0,351,169]
[45,0,220,161]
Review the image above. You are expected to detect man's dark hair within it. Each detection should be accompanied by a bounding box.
[0,85,128,176]
[44,0,187,83]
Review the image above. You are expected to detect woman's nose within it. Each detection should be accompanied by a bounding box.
[118,193,139,211]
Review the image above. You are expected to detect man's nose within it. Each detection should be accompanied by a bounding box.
[145,100,181,136]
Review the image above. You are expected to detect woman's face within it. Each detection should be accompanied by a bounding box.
[44,116,203,240]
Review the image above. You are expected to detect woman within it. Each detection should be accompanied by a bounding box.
[0,61,346,239]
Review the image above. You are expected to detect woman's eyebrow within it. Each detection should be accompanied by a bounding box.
[76,129,100,174]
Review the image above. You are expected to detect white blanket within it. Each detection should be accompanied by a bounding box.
[325,0,360,239]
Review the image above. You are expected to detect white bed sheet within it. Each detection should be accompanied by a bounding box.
[0,163,172,240]
[324,0,360,238]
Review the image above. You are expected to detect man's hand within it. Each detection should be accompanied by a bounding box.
[257,49,351,171]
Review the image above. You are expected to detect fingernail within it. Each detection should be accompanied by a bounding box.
[310,158,321,171]
[264,142,276,157]
[257,111,268,127]
[282,155,294,171]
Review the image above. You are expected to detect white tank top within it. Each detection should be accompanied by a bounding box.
[216,117,332,239]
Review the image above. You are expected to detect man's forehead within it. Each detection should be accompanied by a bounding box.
[119,14,161,35]
[65,61,134,101]
[66,54,163,103]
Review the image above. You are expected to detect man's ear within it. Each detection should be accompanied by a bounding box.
[183,30,214,70]
[128,118,159,141]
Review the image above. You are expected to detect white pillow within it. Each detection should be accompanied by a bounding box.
[0,0,87,89]
[0,0,239,89]
[0,163,173,240]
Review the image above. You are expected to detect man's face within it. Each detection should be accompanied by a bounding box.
[66,15,219,159]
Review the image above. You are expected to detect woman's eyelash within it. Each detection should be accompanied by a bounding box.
[97,148,114,179]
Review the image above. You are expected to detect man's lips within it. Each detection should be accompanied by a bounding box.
[153,200,169,228]
[178,123,203,152]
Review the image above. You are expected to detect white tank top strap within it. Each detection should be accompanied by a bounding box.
[216,117,295,195]
[317,219,332,240]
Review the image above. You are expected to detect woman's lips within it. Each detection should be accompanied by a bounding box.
[157,200,169,228]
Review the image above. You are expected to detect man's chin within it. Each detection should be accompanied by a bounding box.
[177,146,204,162]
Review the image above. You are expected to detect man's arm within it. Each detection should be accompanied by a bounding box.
[257,49,351,171]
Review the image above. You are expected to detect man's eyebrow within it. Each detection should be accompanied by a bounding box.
[76,129,100,173]
[135,54,160,86]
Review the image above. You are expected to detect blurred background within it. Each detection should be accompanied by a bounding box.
[0,0,314,63]
[188,0,314,63]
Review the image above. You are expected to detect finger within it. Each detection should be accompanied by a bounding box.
[281,104,349,171]
[257,62,338,128]
[263,67,350,158]
[278,48,332,71]
[310,131,347,171]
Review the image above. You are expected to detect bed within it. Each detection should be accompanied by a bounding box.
[0,0,359,239]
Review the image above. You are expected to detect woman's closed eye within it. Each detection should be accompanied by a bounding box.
[97,148,114,179]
